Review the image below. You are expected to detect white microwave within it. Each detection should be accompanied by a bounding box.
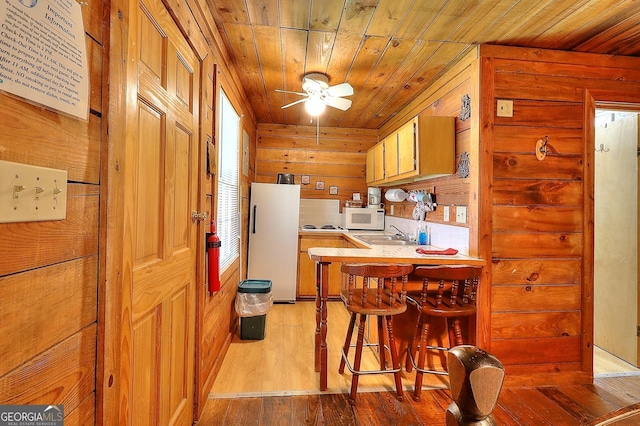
[342,207,385,230]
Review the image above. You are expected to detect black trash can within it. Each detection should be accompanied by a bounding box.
[237,279,272,340]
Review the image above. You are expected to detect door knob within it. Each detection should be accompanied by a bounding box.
[192,211,207,223]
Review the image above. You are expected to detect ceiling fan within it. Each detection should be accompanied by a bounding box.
[275,73,354,116]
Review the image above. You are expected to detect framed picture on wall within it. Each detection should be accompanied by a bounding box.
[315,181,325,190]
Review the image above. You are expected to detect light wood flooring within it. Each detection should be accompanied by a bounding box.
[210,301,448,398]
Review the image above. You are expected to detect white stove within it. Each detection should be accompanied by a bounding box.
[299,224,345,233]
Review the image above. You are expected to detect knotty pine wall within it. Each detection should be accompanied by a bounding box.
[0,1,106,423]
[479,45,640,387]
[255,124,378,205]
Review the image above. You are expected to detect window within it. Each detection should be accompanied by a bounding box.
[217,90,240,273]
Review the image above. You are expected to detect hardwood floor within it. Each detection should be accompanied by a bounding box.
[200,302,640,425]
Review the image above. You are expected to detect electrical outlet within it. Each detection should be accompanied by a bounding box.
[443,206,450,222]
[390,205,394,215]
[456,206,467,224]
[497,100,513,117]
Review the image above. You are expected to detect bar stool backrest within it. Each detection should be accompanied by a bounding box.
[340,263,413,311]
[414,265,482,312]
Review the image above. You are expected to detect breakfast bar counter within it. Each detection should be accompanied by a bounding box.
[308,244,484,391]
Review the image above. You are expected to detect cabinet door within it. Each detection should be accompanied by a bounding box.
[397,119,416,175]
[298,236,343,298]
[373,142,385,182]
[384,134,399,179]
[366,148,375,183]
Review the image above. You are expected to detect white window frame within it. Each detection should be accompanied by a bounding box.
[217,90,240,274]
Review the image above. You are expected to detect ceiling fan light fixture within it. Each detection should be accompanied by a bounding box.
[305,95,326,116]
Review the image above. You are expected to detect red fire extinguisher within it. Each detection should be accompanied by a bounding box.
[207,221,221,293]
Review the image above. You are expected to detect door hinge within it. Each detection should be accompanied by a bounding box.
[637,325,640,336]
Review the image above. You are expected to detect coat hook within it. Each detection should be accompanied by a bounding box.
[595,143,609,153]
[535,135,549,161]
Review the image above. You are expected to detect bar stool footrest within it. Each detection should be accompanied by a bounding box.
[341,345,402,376]
[407,344,450,376]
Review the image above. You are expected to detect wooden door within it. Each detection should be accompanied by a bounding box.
[123,0,200,423]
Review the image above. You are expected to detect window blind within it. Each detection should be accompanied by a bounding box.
[217,90,240,273]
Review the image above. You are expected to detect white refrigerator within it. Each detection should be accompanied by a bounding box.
[247,183,300,302]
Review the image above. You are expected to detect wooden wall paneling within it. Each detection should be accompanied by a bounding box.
[491,285,582,312]
[492,232,583,258]
[0,325,97,411]
[492,206,582,232]
[87,37,104,114]
[0,96,102,184]
[493,179,583,206]
[492,259,582,285]
[0,256,98,377]
[493,126,583,155]
[493,153,583,180]
[65,393,96,426]
[256,123,377,206]
[494,101,584,128]
[81,0,105,44]
[491,311,582,339]
[0,184,99,276]
[491,336,581,366]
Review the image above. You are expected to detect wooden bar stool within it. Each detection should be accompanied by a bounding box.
[339,263,414,404]
[406,265,482,401]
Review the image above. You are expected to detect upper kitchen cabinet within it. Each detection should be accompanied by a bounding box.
[367,115,455,186]
[366,141,386,185]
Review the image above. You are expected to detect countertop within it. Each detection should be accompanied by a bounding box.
[305,231,484,266]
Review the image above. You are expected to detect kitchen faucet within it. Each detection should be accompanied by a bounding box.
[390,225,410,241]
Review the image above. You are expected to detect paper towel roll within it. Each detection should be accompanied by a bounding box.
[385,189,408,202]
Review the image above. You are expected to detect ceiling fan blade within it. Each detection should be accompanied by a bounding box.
[326,82,354,97]
[281,97,308,109]
[302,76,325,93]
[325,96,352,111]
[275,89,308,96]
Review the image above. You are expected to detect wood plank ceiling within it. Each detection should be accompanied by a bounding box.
[206,0,640,129]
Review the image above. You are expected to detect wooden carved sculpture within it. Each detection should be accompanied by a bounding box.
[446,345,505,426]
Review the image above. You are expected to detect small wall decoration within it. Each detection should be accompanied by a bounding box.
[329,186,338,195]
[457,151,470,178]
[459,94,471,122]
[315,181,325,190]
[301,175,310,185]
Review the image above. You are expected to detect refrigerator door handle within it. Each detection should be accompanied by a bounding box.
[252,205,257,234]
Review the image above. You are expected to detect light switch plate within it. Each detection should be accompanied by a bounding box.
[456,206,467,224]
[0,160,67,223]
[443,206,450,222]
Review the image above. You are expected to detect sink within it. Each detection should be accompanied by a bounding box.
[371,239,415,246]
[353,234,416,246]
